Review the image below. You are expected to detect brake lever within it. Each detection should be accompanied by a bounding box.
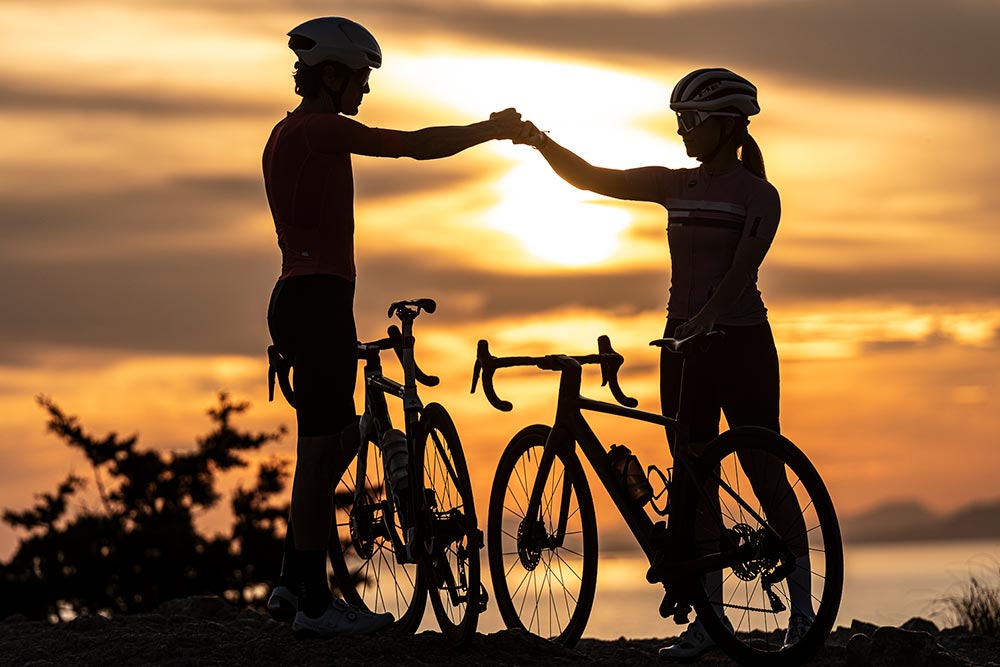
[596,335,639,408]
[387,325,439,387]
[472,340,513,412]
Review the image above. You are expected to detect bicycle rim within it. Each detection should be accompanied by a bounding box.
[684,426,843,666]
[417,403,481,644]
[328,437,427,634]
[487,425,598,647]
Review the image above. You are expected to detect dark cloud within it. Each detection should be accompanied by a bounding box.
[762,263,1000,303]
[359,0,1000,102]
[5,1,995,124]
[0,251,277,359]
[4,234,995,365]
[0,166,479,260]
[355,253,668,328]
[0,177,263,258]
[0,76,276,118]
[0,249,667,360]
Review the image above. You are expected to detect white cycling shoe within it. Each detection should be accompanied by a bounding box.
[292,598,394,638]
[783,612,814,648]
[265,585,298,623]
[659,615,732,661]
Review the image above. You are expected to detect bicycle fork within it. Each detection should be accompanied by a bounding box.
[519,425,575,560]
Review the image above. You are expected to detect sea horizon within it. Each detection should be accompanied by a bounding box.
[453,538,1000,640]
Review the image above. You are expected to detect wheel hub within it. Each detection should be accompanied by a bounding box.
[350,493,377,560]
[728,523,774,581]
[517,517,546,571]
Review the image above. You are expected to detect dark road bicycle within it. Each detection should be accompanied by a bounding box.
[269,298,484,644]
[472,332,842,666]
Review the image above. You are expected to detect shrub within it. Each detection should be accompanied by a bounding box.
[0,393,289,621]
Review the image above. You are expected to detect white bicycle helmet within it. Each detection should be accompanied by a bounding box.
[670,68,759,116]
[287,17,382,70]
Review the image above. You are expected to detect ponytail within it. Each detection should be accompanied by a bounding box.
[739,130,766,181]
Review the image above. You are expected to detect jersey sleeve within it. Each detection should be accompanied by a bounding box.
[622,167,686,204]
[304,114,406,158]
[743,180,781,242]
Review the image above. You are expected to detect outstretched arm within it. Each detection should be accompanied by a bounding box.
[515,122,660,202]
[398,108,523,160]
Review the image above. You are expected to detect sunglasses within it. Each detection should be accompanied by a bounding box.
[676,110,742,133]
[354,68,371,87]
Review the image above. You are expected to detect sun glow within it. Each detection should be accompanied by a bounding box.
[379,52,686,267]
[485,161,629,265]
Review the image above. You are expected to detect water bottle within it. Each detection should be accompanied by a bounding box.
[380,429,409,492]
[608,444,653,505]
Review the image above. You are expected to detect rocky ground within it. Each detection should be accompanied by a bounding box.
[2,596,999,666]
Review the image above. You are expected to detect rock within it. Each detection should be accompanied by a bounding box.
[850,619,878,636]
[2,613,29,624]
[902,617,940,634]
[487,628,579,658]
[67,613,110,632]
[866,626,967,667]
[846,632,873,666]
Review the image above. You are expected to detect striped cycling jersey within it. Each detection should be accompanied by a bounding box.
[624,165,780,325]
[262,112,406,281]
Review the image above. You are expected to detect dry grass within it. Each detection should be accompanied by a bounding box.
[943,565,1000,637]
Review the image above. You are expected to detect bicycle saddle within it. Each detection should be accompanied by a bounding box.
[649,330,724,354]
[387,298,437,318]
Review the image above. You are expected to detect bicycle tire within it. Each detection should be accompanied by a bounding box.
[487,424,598,647]
[681,426,843,666]
[328,435,427,635]
[416,403,482,644]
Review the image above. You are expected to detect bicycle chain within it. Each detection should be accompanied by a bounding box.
[721,601,781,614]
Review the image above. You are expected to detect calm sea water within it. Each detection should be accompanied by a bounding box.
[424,540,1000,639]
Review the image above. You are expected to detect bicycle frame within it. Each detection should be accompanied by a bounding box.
[526,358,670,562]
[476,337,773,580]
[353,309,436,562]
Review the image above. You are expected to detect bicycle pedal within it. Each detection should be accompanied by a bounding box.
[475,583,489,613]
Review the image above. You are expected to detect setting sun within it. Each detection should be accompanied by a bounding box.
[485,161,630,265]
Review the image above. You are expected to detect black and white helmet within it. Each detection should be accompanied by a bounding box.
[287,17,382,69]
[670,68,759,116]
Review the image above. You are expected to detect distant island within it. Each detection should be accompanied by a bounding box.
[840,498,1000,544]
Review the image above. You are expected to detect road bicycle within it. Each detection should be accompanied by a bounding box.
[472,332,843,666]
[268,297,484,644]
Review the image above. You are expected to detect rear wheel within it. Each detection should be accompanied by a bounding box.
[328,436,426,634]
[487,425,598,647]
[416,403,482,644]
[683,426,843,666]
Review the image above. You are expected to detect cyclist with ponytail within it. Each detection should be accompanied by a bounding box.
[515,68,813,659]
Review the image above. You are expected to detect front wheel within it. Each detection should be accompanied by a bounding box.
[416,403,482,644]
[487,425,598,648]
[328,436,427,635]
[683,426,844,666]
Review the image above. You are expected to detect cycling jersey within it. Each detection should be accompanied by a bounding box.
[262,112,406,280]
[624,165,780,325]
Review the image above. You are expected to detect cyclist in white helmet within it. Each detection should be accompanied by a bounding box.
[514,68,814,659]
[263,16,523,638]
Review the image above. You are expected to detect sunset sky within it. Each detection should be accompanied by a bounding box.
[1,0,998,559]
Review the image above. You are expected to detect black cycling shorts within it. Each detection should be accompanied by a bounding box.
[267,274,357,437]
[659,319,780,450]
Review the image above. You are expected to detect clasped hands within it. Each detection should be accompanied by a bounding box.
[488,108,548,148]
